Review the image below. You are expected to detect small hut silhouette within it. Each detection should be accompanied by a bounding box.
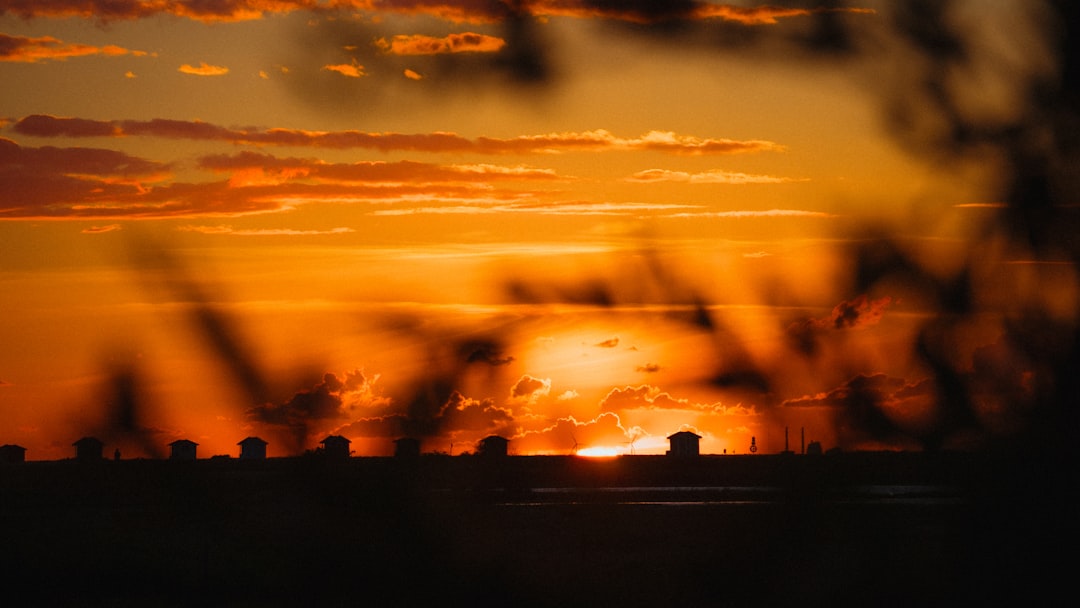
[168,439,198,461]
[320,435,351,460]
[238,436,268,460]
[666,431,701,457]
[73,437,104,461]
[477,435,509,458]
[1,444,26,464]
[394,437,420,459]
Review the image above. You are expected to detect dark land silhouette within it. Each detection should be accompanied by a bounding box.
[0,451,1066,607]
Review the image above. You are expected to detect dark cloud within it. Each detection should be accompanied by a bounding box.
[831,295,893,329]
[246,370,380,451]
[337,389,515,441]
[784,294,893,356]
[460,340,516,366]
[782,373,909,409]
[12,115,780,155]
[510,375,550,401]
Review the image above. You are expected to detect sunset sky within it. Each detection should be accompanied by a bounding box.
[1,1,1069,460]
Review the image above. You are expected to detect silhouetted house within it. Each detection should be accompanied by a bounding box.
[394,437,420,459]
[1,444,26,464]
[168,439,198,461]
[320,435,351,460]
[238,436,268,460]
[477,435,509,458]
[73,437,104,461]
[666,431,701,457]
[806,440,823,456]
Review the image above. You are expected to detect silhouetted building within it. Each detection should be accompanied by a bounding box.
[394,437,420,459]
[320,435,351,459]
[238,436,268,460]
[73,437,104,461]
[169,439,198,461]
[1,444,26,464]
[477,435,509,457]
[806,440,823,455]
[666,431,701,457]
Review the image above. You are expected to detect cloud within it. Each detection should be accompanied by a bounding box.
[403,68,423,80]
[954,202,1007,209]
[599,385,688,411]
[0,0,311,23]
[830,294,893,329]
[376,32,506,55]
[178,62,229,76]
[664,209,838,219]
[511,412,639,454]
[510,375,551,403]
[373,201,699,217]
[627,169,804,184]
[781,373,936,449]
[198,152,557,184]
[178,225,354,236]
[784,294,894,356]
[323,63,366,77]
[0,34,146,63]
[598,384,746,415]
[463,341,515,366]
[246,370,382,450]
[593,337,619,348]
[81,224,122,234]
[783,374,909,409]
[0,137,571,220]
[11,116,783,155]
[636,363,661,373]
[0,137,174,218]
[337,390,515,441]
[0,1,875,27]
[521,2,875,26]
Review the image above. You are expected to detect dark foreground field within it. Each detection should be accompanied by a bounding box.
[0,453,1068,606]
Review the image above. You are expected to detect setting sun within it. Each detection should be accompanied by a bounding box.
[576,446,620,458]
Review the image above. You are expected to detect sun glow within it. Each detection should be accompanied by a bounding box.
[576,446,620,458]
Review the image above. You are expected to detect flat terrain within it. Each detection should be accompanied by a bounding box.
[0,453,1067,606]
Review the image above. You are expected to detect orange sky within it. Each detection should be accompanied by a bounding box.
[1,1,1071,460]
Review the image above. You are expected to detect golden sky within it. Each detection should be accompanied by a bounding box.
[1,1,1071,460]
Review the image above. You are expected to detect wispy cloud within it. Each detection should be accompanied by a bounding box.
[371,201,700,217]
[375,33,506,55]
[178,62,229,76]
[178,225,355,236]
[664,209,838,219]
[627,169,804,184]
[0,34,147,63]
[196,152,564,184]
[323,62,365,77]
[0,137,566,220]
[11,116,784,155]
[81,224,122,234]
